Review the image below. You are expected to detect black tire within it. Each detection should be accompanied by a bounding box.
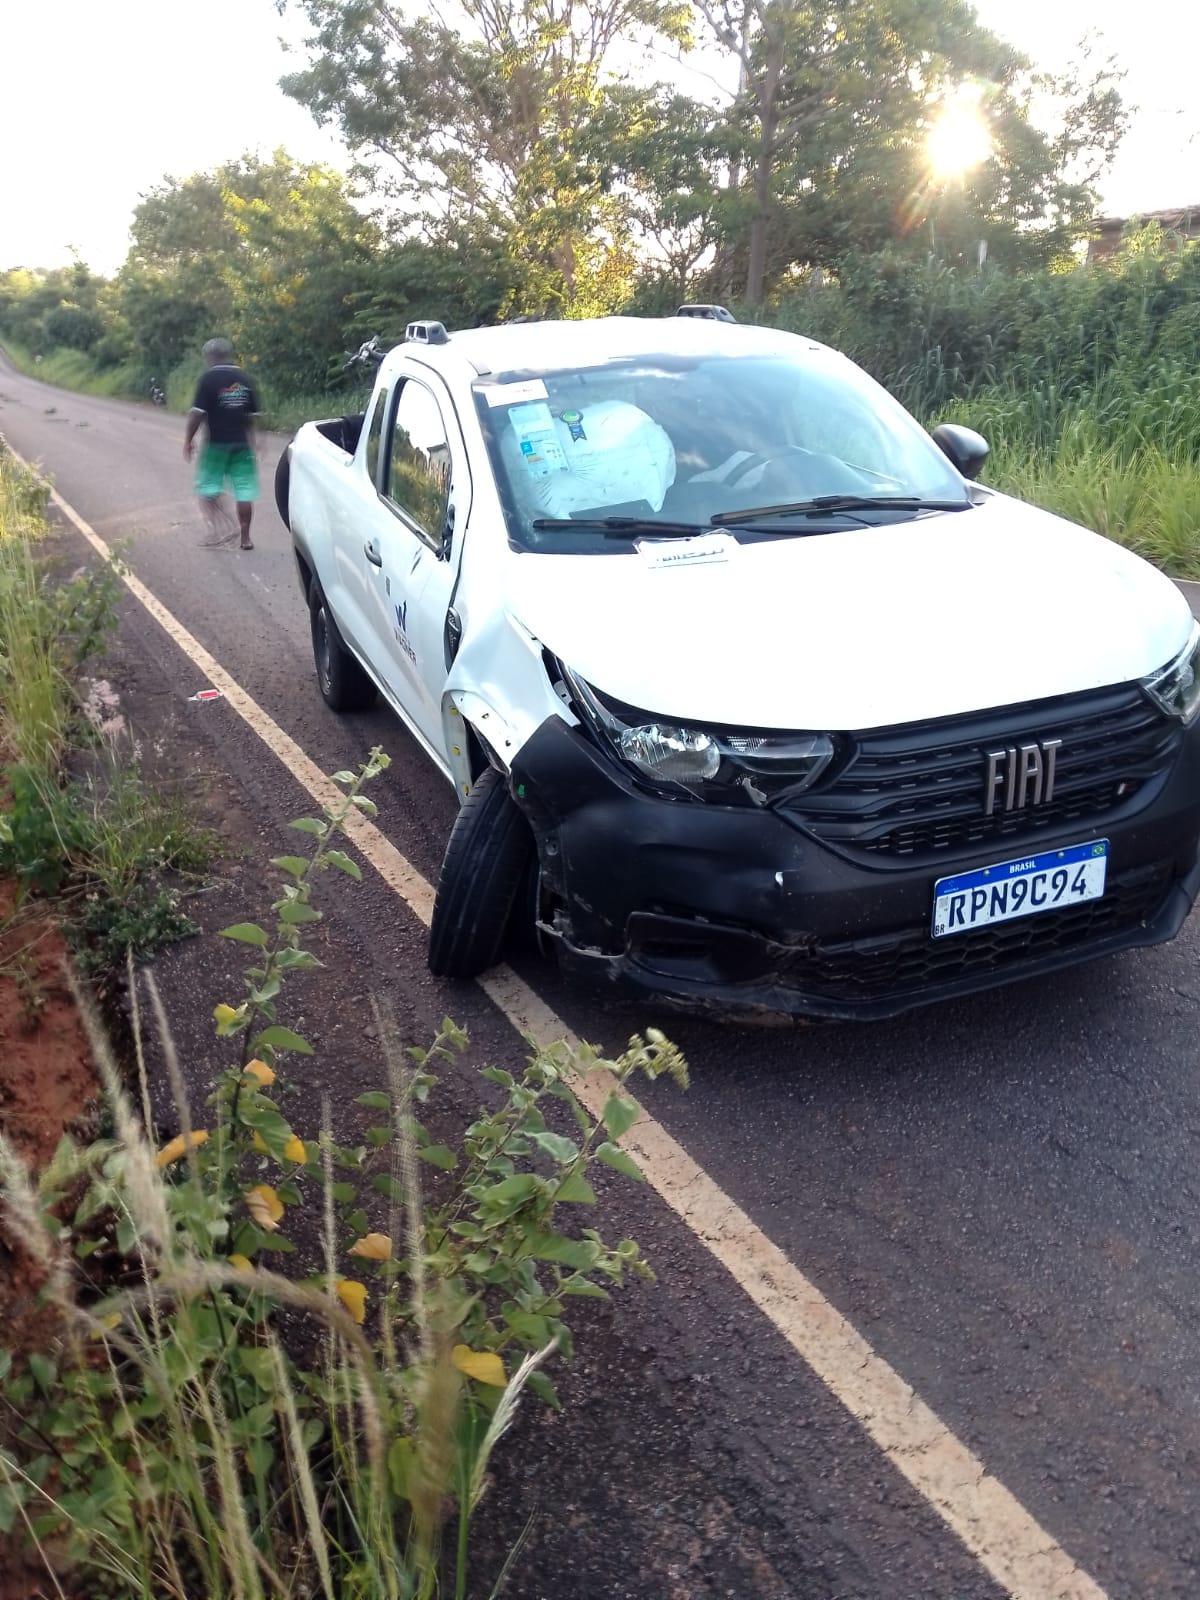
[274,444,292,529]
[309,587,377,712]
[428,766,534,978]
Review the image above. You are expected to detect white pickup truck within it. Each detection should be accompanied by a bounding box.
[276,310,1200,1020]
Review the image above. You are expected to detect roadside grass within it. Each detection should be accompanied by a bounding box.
[926,378,1200,577]
[0,337,145,403]
[163,353,372,434]
[1,339,370,435]
[0,445,216,979]
[0,750,687,1599]
[253,381,374,435]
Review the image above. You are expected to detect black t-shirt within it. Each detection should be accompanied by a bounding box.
[191,364,261,447]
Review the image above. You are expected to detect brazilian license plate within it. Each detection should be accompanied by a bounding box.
[931,840,1108,939]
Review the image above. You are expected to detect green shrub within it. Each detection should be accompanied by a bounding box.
[0,750,686,1599]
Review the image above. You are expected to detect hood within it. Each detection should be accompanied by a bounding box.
[500,496,1193,730]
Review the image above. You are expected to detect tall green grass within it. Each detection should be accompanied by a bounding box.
[1,339,367,434]
[0,452,71,775]
[0,337,146,403]
[752,242,1200,575]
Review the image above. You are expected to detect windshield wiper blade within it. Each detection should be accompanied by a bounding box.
[710,494,970,526]
[530,516,709,538]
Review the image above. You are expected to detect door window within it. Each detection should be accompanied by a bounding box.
[384,381,452,548]
[364,387,388,487]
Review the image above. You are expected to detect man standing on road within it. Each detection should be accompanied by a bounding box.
[184,337,262,550]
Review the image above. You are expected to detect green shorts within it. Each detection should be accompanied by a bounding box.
[196,443,258,502]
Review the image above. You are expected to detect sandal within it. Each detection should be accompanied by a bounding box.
[240,540,254,551]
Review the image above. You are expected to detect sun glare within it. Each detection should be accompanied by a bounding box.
[927,86,992,180]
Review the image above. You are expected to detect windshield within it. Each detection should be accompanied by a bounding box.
[474,348,970,552]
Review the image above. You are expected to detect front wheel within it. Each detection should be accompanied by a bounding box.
[309,587,377,713]
[428,767,534,978]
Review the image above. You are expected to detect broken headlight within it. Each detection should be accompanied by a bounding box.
[1143,623,1200,725]
[559,664,834,802]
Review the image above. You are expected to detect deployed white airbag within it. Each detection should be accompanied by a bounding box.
[504,399,676,515]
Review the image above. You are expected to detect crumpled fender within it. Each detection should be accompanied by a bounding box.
[442,608,574,797]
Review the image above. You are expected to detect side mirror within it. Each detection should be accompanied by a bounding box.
[931,423,989,481]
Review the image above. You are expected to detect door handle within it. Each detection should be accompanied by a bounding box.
[364,539,382,568]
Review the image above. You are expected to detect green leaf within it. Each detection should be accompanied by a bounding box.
[417,1144,458,1170]
[289,817,327,837]
[555,1168,596,1205]
[528,1130,579,1165]
[477,1173,542,1210]
[370,1174,404,1201]
[351,795,378,817]
[219,922,269,947]
[274,947,323,971]
[503,1309,553,1343]
[238,1348,275,1389]
[0,1486,19,1537]
[601,1091,639,1141]
[325,849,362,881]
[238,1105,295,1160]
[479,1067,514,1088]
[244,1437,274,1477]
[527,1370,561,1409]
[561,1279,609,1299]
[523,1231,601,1270]
[271,855,309,879]
[278,900,322,926]
[27,1354,56,1395]
[366,1126,391,1148]
[355,1092,391,1110]
[330,770,356,786]
[252,1026,313,1055]
[596,1141,645,1183]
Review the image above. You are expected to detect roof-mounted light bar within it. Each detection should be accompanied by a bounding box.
[676,304,736,323]
[405,320,450,345]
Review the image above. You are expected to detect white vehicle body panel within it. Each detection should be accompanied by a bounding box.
[286,317,1192,780]
[494,494,1191,731]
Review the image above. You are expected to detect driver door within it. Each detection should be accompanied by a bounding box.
[363,372,467,766]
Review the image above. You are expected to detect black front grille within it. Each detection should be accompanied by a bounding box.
[788,684,1180,861]
[782,860,1172,1004]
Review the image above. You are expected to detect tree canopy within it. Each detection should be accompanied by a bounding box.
[278,0,1126,306]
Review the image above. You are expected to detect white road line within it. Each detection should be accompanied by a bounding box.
[5,434,1107,1600]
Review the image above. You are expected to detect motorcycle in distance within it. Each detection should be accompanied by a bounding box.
[148,377,166,406]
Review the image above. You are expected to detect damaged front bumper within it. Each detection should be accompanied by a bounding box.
[510,715,1200,1022]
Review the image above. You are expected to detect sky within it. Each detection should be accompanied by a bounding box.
[1,0,1197,276]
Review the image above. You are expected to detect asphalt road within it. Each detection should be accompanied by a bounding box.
[4,354,1200,1598]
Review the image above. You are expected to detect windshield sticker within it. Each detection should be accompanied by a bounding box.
[560,408,587,442]
[483,378,549,407]
[636,533,735,569]
[509,401,569,479]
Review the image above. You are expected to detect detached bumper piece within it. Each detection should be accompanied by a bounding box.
[512,707,1200,1023]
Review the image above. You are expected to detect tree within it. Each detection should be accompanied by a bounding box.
[277,0,692,313]
[692,0,1126,303]
[120,152,380,388]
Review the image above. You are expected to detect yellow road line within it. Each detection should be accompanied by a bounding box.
[5,433,1108,1600]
